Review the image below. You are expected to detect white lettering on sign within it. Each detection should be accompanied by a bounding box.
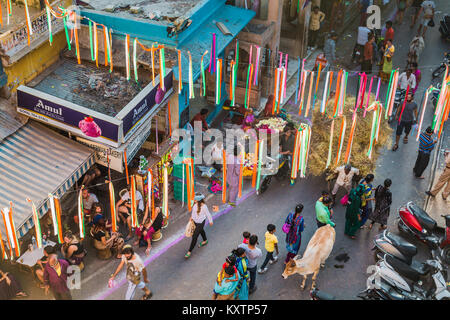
[133,99,148,120]
[35,99,63,116]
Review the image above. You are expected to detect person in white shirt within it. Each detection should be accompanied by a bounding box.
[417,0,435,38]
[352,26,372,63]
[211,140,224,172]
[332,164,360,201]
[398,69,417,91]
[116,185,145,241]
[185,193,213,259]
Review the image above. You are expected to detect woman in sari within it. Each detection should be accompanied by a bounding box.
[284,204,305,263]
[344,184,365,239]
[212,266,240,300]
[263,94,275,117]
[369,179,393,230]
[379,40,395,83]
[232,248,249,300]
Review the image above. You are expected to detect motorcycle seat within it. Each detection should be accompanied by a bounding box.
[386,255,429,283]
[379,280,409,300]
[408,202,437,231]
[385,232,418,261]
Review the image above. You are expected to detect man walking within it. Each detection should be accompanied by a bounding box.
[426,149,450,200]
[308,6,325,49]
[417,0,435,38]
[331,164,360,203]
[413,127,437,179]
[110,245,152,300]
[362,35,374,74]
[43,255,72,300]
[392,92,418,151]
[238,234,262,294]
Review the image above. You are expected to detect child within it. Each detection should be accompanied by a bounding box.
[257,224,278,274]
[242,231,250,244]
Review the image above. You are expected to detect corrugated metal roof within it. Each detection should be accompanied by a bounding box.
[0,111,25,142]
[0,121,95,240]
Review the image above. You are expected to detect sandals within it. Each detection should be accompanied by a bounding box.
[199,240,208,248]
[142,292,153,300]
[184,252,191,259]
[392,144,399,151]
[403,136,408,144]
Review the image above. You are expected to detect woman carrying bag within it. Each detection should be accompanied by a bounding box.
[185,193,213,259]
[283,204,305,264]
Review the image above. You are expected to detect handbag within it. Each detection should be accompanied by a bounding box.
[340,193,349,206]
[185,219,195,237]
[428,19,435,27]
[282,222,291,234]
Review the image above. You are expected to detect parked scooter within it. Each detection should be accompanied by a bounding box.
[438,14,450,41]
[310,288,336,300]
[365,255,450,300]
[431,52,450,80]
[397,201,450,265]
[257,154,289,195]
[358,278,415,300]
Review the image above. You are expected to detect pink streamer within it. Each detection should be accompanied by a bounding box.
[279,52,283,68]
[156,116,159,154]
[363,76,374,117]
[249,45,253,65]
[208,33,216,73]
[254,46,260,86]
[375,77,381,101]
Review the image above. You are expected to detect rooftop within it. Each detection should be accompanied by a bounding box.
[79,0,202,25]
[30,59,150,117]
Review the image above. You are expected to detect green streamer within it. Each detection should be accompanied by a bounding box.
[384,70,395,119]
[133,38,138,82]
[161,48,166,78]
[63,16,71,51]
[255,140,264,192]
[201,59,206,96]
[244,65,251,109]
[89,21,94,61]
[46,6,53,44]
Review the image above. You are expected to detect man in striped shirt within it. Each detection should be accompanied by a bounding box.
[413,127,437,179]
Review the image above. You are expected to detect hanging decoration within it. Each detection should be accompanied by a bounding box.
[76,189,85,240]
[274,68,281,114]
[244,64,254,109]
[326,119,335,168]
[133,38,138,82]
[432,66,449,136]
[335,116,347,166]
[230,60,236,106]
[7,0,12,26]
[398,85,411,124]
[48,194,63,243]
[283,53,289,98]
[252,140,259,188]
[254,46,261,86]
[201,50,208,96]
[177,50,183,94]
[216,58,222,104]
[162,164,169,218]
[73,12,80,64]
[304,71,314,118]
[1,206,20,258]
[295,57,301,104]
[312,63,323,109]
[255,139,264,192]
[222,149,227,203]
[151,43,156,86]
[108,181,118,233]
[385,70,399,119]
[24,0,33,46]
[363,76,374,117]
[159,46,166,90]
[0,227,7,260]
[344,111,358,163]
[298,70,308,115]
[27,199,43,248]
[188,51,194,99]
[238,149,244,198]
[125,34,130,80]
[366,101,383,159]
[45,5,52,45]
[209,33,217,73]
[130,175,139,228]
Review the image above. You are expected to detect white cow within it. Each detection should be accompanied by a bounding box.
[281,224,336,289]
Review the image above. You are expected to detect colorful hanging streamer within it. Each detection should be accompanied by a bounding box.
[49,194,63,243]
[209,33,217,73]
[0,226,7,260]
[27,199,43,249]
[366,101,383,159]
[24,0,33,46]
[222,149,227,203]
[130,175,139,228]
[255,140,264,192]
[344,111,358,163]
[254,46,261,86]
[2,204,20,258]
[238,150,244,198]
[188,51,194,99]
[108,181,117,233]
[133,38,138,82]
[45,5,52,45]
[73,12,80,64]
[76,189,85,240]
[252,141,259,188]
[162,164,169,218]
[335,116,347,166]
[244,64,254,109]
[201,50,208,96]
[326,119,335,168]
[125,35,130,80]
[304,71,314,118]
[159,46,166,90]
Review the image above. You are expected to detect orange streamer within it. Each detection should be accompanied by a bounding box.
[304,71,314,118]
[252,141,259,188]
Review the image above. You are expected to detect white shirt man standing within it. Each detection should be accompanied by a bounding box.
[332,164,360,201]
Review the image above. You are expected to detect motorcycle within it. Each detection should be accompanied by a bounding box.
[397,201,450,265]
[358,278,414,300]
[372,230,420,264]
[256,154,289,195]
[388,88,406,123]
[365,255,450,300]
[438,14,450,41]
[431,53,450,80]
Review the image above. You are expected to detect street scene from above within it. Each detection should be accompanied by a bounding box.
[0,0,449,305]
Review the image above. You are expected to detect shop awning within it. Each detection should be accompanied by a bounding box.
[0,121,95,238]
